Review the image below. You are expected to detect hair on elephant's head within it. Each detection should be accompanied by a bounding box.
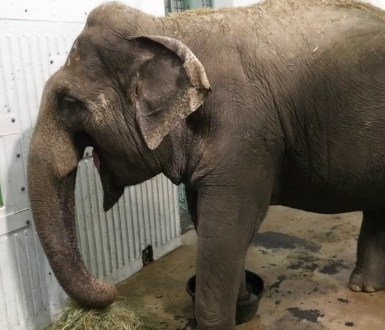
[27,4,210,309]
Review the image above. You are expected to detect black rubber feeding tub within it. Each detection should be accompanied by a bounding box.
[186,270,264,325]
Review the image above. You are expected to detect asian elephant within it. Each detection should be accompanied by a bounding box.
[27,0,385,329]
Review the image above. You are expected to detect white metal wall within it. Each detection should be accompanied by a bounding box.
[0,1,181,330]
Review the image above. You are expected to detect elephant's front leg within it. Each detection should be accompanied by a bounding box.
[349,209,385,292]
[194,185,270,330]
[237,265,251,302]
[186,185,251,304]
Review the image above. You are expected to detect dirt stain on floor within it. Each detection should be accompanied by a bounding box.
[269,275,287,290]
[287,260,319,271]
[287,307,325,323]
[252,231,320,252]
[319,259,348,274]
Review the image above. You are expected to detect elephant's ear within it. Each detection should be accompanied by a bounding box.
[133,36,211,150]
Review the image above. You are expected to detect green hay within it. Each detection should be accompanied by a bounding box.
[46,299,157,330]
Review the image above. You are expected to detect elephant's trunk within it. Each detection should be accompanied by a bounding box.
[27,86,117,308]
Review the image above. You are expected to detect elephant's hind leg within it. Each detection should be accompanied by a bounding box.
[349,209,385,292]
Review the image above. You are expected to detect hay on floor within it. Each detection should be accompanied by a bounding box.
[46,299,151,330]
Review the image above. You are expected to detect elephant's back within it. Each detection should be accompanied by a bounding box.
[161,0,385,82]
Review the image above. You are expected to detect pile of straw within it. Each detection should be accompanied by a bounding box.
[46,299,155,330]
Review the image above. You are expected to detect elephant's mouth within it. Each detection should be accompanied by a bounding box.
[89,147,124,211]
[92,148,101,174]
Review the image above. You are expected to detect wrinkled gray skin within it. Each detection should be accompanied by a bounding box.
[28,0,385,328]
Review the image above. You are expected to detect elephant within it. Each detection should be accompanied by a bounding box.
[27,0,385,329]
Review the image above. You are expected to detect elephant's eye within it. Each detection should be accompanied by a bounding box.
[58,96,84,112]
[57,96,88,128]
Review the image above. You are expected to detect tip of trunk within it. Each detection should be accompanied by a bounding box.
[69,279,118,309]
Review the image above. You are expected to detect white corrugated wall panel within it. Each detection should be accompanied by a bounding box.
[74,158,181,285]
[0,1,181,329]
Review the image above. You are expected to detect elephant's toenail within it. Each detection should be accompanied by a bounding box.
[364,286,375,292]
[348,283,362,292]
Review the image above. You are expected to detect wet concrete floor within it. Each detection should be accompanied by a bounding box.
[118,206,385,329]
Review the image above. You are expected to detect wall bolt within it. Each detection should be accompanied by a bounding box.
[16,153,21,158]
[26,220,31,225]
[11,117,15,123]
[21,186,25,191]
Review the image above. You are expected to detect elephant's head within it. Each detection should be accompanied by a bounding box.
[27,4,210,309]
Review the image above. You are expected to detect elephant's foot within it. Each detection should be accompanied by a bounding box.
[349,269,385,293]
[349,209,385,293]
[237,270,251,303]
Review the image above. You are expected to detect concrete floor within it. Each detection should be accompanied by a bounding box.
[118,206,385,329]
